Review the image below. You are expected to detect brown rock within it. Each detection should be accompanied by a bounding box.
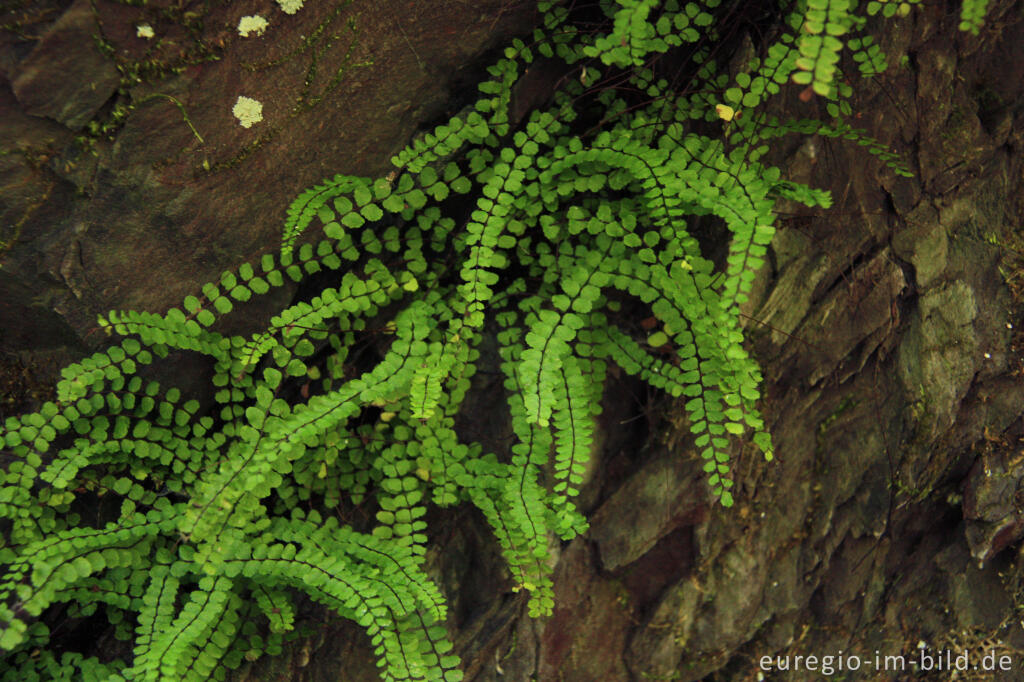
[10,0,120,130]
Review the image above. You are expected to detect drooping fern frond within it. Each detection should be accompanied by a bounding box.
[791,0,858,96]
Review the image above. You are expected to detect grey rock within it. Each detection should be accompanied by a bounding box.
[891,201,947,288]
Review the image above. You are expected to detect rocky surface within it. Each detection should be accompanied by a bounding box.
[4,1,1024,681]
[445,3,1024,680]
[1,0,534,349]
[10,0,121,130]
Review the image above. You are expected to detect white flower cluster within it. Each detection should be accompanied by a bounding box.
[232,96,263,128]
[237,15,268,37]
[276,0,304,14]
[136,24,154,39]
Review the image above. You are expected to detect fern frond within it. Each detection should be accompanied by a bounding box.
[791,0,856,97]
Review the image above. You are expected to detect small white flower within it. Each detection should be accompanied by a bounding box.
[276,0,304,14]
[985,352,992,359]
[136,24,155,39]
[232,96,263,128]
[917,640,927,649]
[238,15,268,37]
[1008,322,1014,329]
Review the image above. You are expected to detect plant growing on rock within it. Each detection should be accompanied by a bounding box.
[0,0,989,679]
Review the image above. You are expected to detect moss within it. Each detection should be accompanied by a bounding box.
[817,396,861,435]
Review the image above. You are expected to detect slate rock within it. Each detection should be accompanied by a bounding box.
[891,201,947,289]
[10,0,120,130]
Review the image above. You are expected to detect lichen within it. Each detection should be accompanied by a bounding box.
[232,96,264,128]
[277,0,304,15]
[238,15,269,38]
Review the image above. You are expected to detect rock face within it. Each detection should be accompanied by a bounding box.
[441,3,1024,680]
[1,0,535,346]
[4,1,1024,681]
[10,0,121,130]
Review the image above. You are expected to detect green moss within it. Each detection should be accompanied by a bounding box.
[817,397,861,435]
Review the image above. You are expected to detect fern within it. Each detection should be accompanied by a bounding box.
[791,0,858,97]
[0,0,992,680]
[959,0,991,34]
